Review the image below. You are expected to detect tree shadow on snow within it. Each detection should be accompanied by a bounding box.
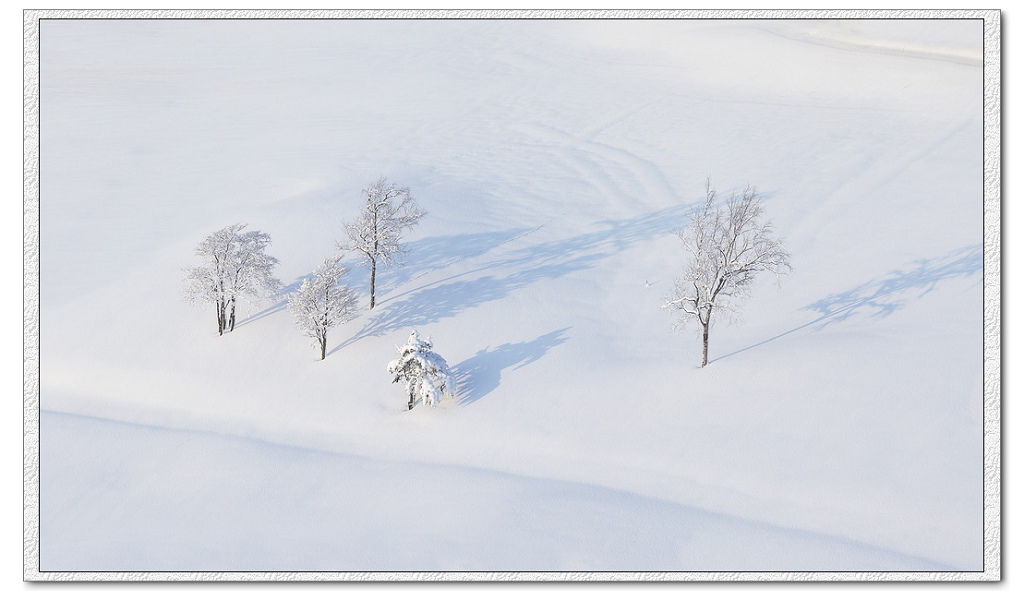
[331,204,693,352]
[351,254,602,346]
[372,228,533,293]
[453,328,571,405]
[711,244,983,364]
[801,244,983,326]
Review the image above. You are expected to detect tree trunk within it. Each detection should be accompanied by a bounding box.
[320,336,327,361]
[216,300,225,336]
[701,321,709,367]
[369,258,377,309]
[408,390,414,411]
[228,298,236,332]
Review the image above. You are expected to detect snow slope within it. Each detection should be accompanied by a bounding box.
[37,18,985,572]
[40,410,951,572]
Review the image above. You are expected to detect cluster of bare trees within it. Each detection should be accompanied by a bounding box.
[184,174,790,411]
[184,176,448,409]
[289,177,426,359]
[184,176,424,355]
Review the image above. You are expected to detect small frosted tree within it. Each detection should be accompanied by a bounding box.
[341,177,425,309]
[387,331,455,410]
[664,180,791,367]
[184,223,282,335]
[289,255,360,360]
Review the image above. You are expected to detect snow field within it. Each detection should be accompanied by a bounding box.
[38,18,985,571]
[41,410,952,572]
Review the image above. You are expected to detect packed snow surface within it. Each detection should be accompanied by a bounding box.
[38,18,984,572]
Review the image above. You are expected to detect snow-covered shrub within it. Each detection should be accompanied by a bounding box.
[289,255,360,360]
[387,331,455,410]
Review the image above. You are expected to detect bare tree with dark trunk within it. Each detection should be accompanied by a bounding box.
[288,255,360,360]
[664,180,791,367]
[341,177,425,309]
[184,223,281,336]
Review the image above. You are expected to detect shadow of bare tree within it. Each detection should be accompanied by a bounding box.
[372,228,532,293]
[351,254,601,345]
[802,244,983,327]
[711,245,983,364]
[330,204,693,353]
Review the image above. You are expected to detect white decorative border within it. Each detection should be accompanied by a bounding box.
[22,8,1001,583]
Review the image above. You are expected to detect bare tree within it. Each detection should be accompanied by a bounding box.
[341,177,425,309]
[184,223,282,336]
[289,255,360,360]
[387,331,455,410]
[664,180,791,367]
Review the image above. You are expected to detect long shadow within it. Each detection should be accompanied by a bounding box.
[453,328,571,405]
[710,245,983,364]
[373,228,532,293]
[802,244,983,327]
[352,253,604,345]
[380,204,695,306]
[485,204,695,279]
[331,204,695,352]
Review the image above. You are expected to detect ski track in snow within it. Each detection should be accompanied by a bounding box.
[511,121,682,215]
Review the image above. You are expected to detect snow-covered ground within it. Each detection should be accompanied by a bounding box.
[36,18,985,573]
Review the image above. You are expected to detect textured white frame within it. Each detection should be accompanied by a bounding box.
[22,8,1001,582]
